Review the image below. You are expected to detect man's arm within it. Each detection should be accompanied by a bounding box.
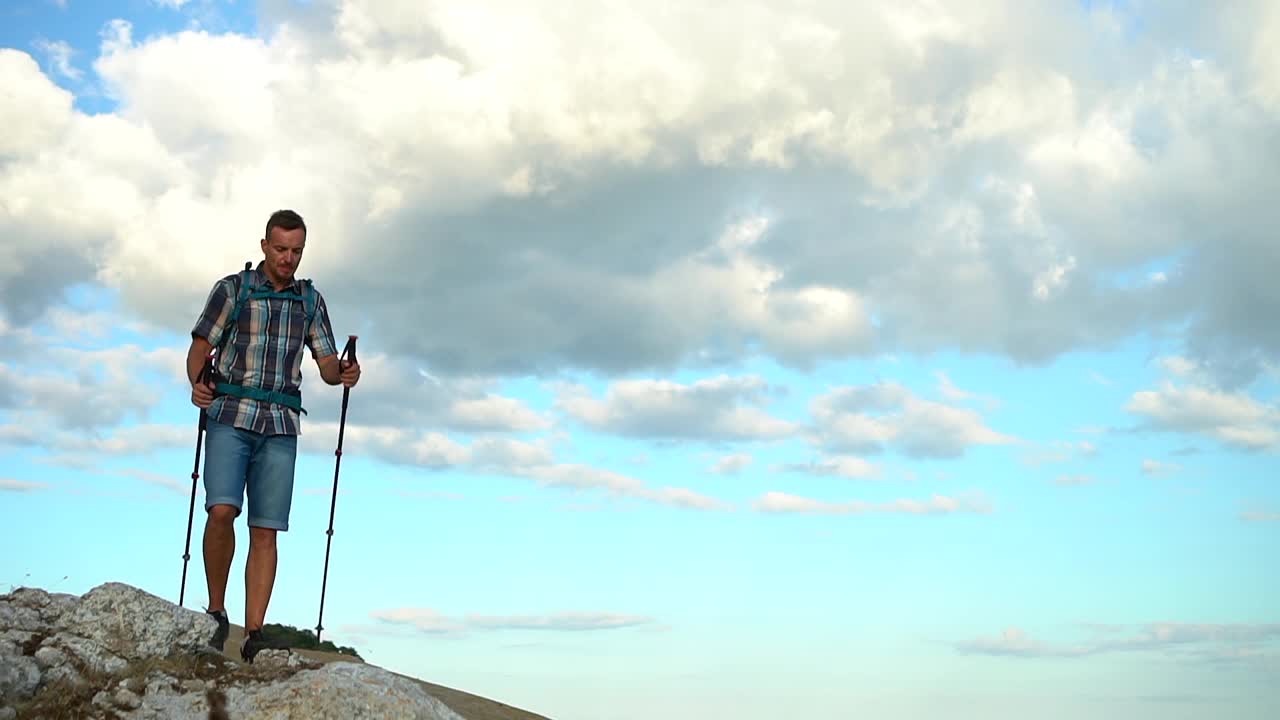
[306,290,359,387]
[188,336,213,385]
[316,351,361,388]
[316,352,342,385]
[188,276,232,408]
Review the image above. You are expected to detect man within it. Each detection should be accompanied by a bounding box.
[186,209,361,663]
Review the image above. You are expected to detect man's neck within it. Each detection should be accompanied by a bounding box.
[257,262,293,291]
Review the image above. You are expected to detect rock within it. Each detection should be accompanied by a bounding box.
[135,661,468,720]
[114,686,143,709]
[60,582,215,660]
[253,648,313,671]
[0,582,471,719]
[50,633,130,675]
[0,653,40,702]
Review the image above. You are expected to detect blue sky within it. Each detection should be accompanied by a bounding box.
[2,1,1279,719]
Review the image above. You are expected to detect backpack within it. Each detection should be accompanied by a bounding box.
[211,261,319,415]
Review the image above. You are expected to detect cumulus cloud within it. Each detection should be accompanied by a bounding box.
[0,0,1275,390]
[296,351,551,433]
[808,381,1015,459]
[555,375,795,443]
[0,308,189,433]
[1125,381,1280,451]
[298,421,729,510]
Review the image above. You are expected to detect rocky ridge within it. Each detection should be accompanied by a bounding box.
[0,581,471,719]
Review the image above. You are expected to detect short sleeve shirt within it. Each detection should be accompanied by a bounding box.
[191,263,338,435]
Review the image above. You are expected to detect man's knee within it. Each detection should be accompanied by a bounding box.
[207,504,239,526]
[248,526,278,549]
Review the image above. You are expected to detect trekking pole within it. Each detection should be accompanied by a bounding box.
[316,335,357,643]
[180,352,214,607]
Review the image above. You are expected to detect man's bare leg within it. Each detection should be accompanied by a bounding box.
[244,526,278,631]
[203,505,238,612]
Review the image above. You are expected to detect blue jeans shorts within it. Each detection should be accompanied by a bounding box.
[203,418,298,531]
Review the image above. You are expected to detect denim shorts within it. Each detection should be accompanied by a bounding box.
[203,418,298,531]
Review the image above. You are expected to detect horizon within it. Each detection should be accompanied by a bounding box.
[2,1,1278,719]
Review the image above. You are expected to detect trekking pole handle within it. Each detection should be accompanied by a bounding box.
[341,335,358,366]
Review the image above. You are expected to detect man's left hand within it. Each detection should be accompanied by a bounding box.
[340,359,361,388]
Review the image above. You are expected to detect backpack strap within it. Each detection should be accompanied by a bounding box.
[299,278,317,341]
[224,261,255,337]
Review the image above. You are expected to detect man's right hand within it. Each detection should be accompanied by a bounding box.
[192,381,216,409]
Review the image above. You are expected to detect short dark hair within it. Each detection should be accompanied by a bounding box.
[264,209,306,241]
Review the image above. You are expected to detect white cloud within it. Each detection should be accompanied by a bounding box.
[0,337,186,432]
[809,381,1015,459]
[556,375,796,443]
[958,623,1280,667]
[467,612,654,632]
[1126,381,1280,451]
[1158,356,1201,379]
[369,608,464,636]
[298,421,729,511]
[958,626,1088,658]
[773,455,881,480]
[709,453,752,474]
[0,0,1274,388]
[0,478,50,493]
[114,468,187,493]
[519,463,730,511]
[55,423,193,456]
[295,352,551,433]
[1022,439,1098,466]
[752,490,990,515]
[1141,459,1182,477]
[33,39,81,81]
[371,606,655,637]
[0,50,73,159]
[934,371,975,402]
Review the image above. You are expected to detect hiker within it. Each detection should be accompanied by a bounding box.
[185,209,361,662]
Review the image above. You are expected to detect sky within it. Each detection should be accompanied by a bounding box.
[1,0,1278,718]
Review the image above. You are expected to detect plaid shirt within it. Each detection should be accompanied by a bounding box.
[191,262,337,436]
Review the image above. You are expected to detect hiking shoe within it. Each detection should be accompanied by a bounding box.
[240,628,288,664]
[206,608,229,652]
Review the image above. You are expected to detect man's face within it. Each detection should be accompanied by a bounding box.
[261,227,306,285]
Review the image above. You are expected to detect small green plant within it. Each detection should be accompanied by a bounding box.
[262,623,362,659]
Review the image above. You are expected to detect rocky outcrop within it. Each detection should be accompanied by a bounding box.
[0,582,466,719]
